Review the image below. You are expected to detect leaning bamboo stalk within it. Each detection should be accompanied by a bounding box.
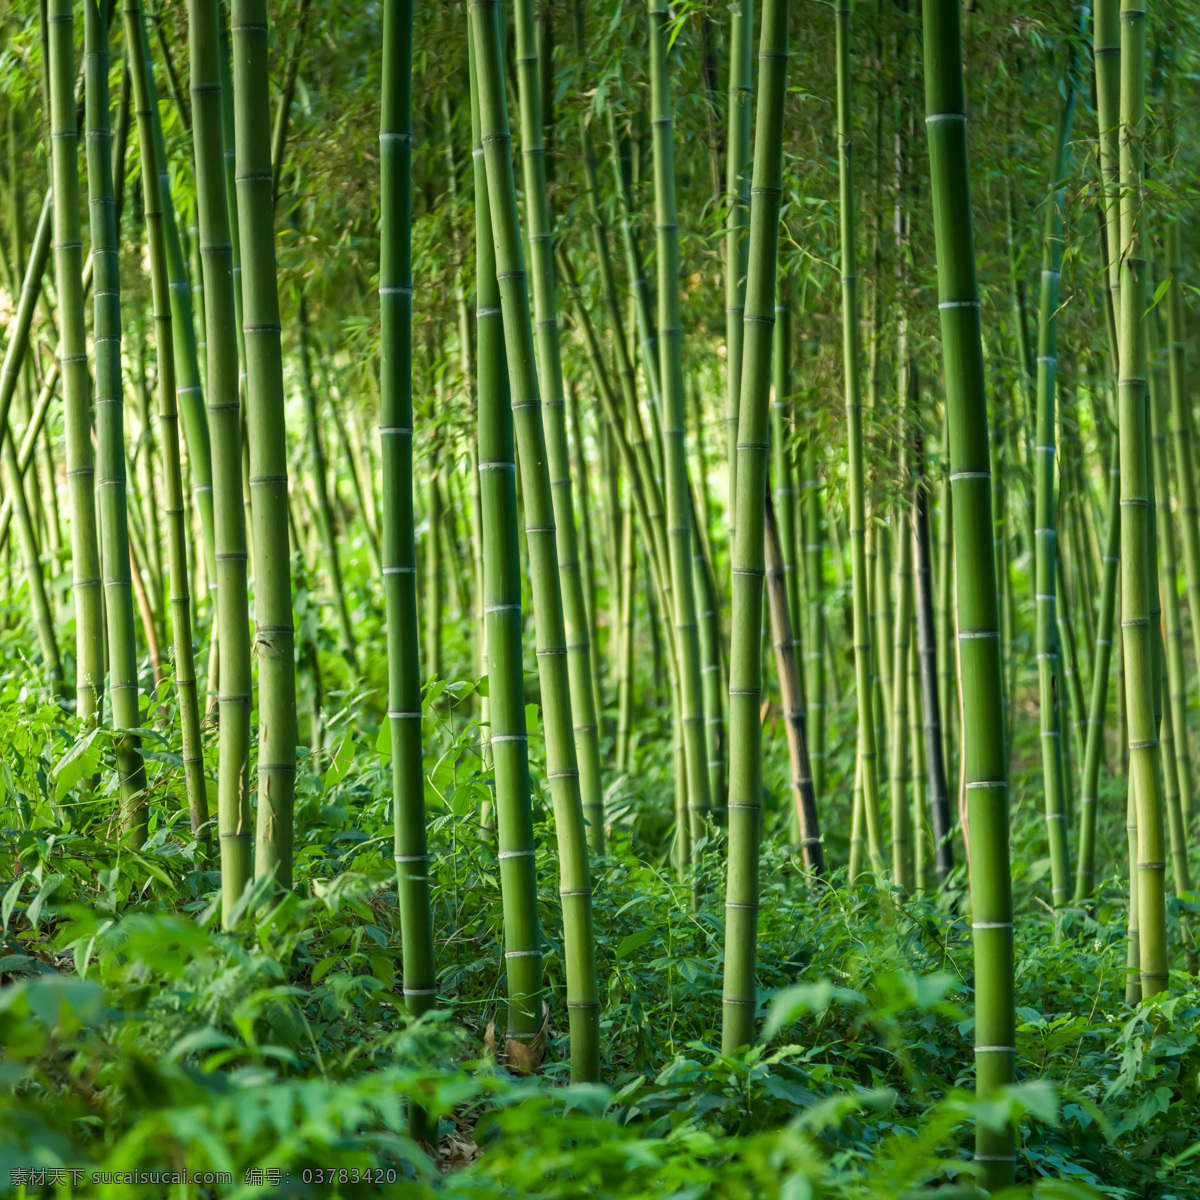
[765,496,823,872]
[913,418,953,884]
[1032,51,1077,910]
[1073,441,1119,901]
[470,0,599,1083]
[125,0,209,836]
[514,0,606,855]
[135,10,218,616]
[298,299,356,665]
[2,439,61,689]
[648,0,714,850]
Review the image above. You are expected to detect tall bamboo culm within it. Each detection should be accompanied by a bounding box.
[1033,64,1077,910]
[190,0,253,920]
[86,0,149,837]
[379,0,437,1101]
[470,0,599,1082]
[124,0,209,838]
[231,0,299,889]
[1116,0,1168,998]
[514,0,606,855]
[922,0,1015,1184]
[836,0,886,884]
[722,0,788,1054]
[724,0,754,532]
[47,0,104,722]
[648,0,712,849]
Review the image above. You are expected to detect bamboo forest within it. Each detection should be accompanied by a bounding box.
[3,0,1200,1193]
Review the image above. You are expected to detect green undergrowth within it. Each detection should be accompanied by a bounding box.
[0,638,1198,1200]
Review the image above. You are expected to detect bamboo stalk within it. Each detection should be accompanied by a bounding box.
[722,0,788,1053]
[470,0,599,1081]
[190,0,253,918]
[836,0,886,884]
[1116,0,1168,999]
[231,0,299,889]
[88,0,150,838]
[765,496,823,873]
[513,0,606,856]
[379,0,437,1110]
[47,0,105,722]
[125,0,209,837]
[922,0,1016,1180]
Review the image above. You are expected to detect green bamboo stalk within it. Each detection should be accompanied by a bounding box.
[47,0,105,722]
[125,0,209,837]
[298,298,356,665]
[800,429,826,801]
[765,496,823,873]
[569,381,605,734]
[1073,441,1119,901]
[466,7,537,1024]
[513,0,606,855]
[269,0,313,208]
[771,296,802,655]
[1164,222,1200,819]
[87,0,150,837]
[913,418,953,884]
[1115,0,1167,999]
[922,0,1015,1181]
[470,0,599,1082]
[990,405,1011,763]
[131,324,166,637]
[721,0,788,1053]
[1034,59,1077,911]
[0,367,63,556]
[606,110,665,479]
[379,0,437,1088]
[617,492,636,771]
[936,414,956,795]
[647,0,713,850]
[2,439,61,689]
[135,9,218,619]
[890,375,914,893]
[218,15,252,562]
[1056,550,1087,791]
[836,0,886,885]
[724,0,754,531]
[231,0,299,889]
[1149,320,1193,903]
[424,437,442,679]
[908,615,928,892]
[578,150,673,655]
[0,194,50,457]
[327,379,382,576]
[190,0,253,917]
[693,485,725,807]
[557,249,677,689]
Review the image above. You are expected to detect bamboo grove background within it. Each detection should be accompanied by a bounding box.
[1,0,1199,1191]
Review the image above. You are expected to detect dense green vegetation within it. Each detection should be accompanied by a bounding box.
[1,0,1199,1195]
